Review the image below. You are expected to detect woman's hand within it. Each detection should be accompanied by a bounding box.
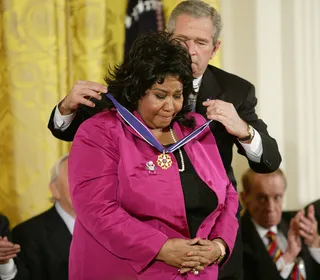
[178,238,224,274]
[156,238,211,272]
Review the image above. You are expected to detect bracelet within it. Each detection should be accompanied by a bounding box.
[212,240,226,264]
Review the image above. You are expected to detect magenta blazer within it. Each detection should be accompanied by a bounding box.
[68,110,238,280]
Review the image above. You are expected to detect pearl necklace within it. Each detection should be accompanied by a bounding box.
[169,128,185,172]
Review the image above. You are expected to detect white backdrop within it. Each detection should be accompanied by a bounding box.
[219,0,320,210]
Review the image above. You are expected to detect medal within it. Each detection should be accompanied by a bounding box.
[157,152,172,169]
[106,93,212,171]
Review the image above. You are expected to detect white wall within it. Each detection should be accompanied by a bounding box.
[219,0,320,210]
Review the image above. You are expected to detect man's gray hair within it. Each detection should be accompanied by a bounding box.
[167,0,222,45]
[50,154,69,184]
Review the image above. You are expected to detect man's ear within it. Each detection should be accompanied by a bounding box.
[210,40,221,60]
[49,182,60,200]
[240,191,247,208]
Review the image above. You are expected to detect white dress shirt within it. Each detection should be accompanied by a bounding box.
[53,99,76,131]
[0,259,17,280]
[55,202,75,235]
[53,78,263,161]
[253,220,320,279]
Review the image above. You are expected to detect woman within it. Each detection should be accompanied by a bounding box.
[68,31,238,280]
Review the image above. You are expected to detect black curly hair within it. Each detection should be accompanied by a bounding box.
[105,31,195,128]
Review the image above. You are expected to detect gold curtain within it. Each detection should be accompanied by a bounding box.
[0,0,220,227]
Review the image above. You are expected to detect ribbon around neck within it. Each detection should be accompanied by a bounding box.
[106,93,212,154]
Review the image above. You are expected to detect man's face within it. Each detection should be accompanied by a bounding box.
[50,159,75,217]
[242,173,285,229]
[172,14,219,78]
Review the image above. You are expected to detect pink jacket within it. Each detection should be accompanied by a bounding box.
[68,110,238,280]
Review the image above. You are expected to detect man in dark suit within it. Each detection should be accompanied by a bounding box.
[241,168,320,280]
[0,214,28,280]
[47,1,281,279]
[12,154,74,280]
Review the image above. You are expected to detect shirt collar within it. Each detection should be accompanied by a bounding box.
[55,202,75,235]
[252,219,278,239]
[193,75,203,91]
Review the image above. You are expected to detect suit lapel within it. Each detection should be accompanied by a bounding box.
[196,67,222,132]
[45,207,72,262]
[242,212,282,279]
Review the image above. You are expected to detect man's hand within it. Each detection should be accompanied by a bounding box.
[202,99,249,139]
[297,205,320,248]
[58,80,107,115]
[156,238,211,273]
[283,215,302,264]
[0,236,20,264]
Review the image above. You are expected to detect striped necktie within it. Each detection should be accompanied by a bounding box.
[266,231,282,262]
[266,231,304,280]
[290,262,305,280]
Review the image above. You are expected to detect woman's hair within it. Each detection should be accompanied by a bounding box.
[105,31,195,128]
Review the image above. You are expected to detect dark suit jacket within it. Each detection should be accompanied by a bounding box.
[0,214,29,280]
[241,211,320,280]
[12,207,72,280]
[48,65,281,188]
[0,214,11,237]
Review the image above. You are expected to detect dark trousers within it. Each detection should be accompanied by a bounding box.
[218,223,243,280]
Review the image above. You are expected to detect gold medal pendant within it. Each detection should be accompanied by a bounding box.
[157,152,172,169]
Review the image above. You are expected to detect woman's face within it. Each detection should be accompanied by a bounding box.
[137,76,184,129]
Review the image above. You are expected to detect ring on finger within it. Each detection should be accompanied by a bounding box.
[219,109,223,115]
[192,268,199,275]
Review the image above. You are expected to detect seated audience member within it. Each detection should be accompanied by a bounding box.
[0,214,28,280]
[12,154,73,280]
[68,31,238,280]
[241,168,320,280]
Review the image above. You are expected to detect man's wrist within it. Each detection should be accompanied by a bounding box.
[309,236,320,248]
[282,251,296,265]
[238,124,255,143]
[58,98,74,115]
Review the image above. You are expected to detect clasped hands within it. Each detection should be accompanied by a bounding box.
[156,237,223,275]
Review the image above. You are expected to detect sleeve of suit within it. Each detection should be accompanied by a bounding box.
[11,227,41,280]
[47,95,111,142]
[208,180,239,265]
[235,84,282,173]
[47,106,90,142]
[69,117,168,274]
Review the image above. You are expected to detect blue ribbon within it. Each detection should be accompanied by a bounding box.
[106,93,212,153]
